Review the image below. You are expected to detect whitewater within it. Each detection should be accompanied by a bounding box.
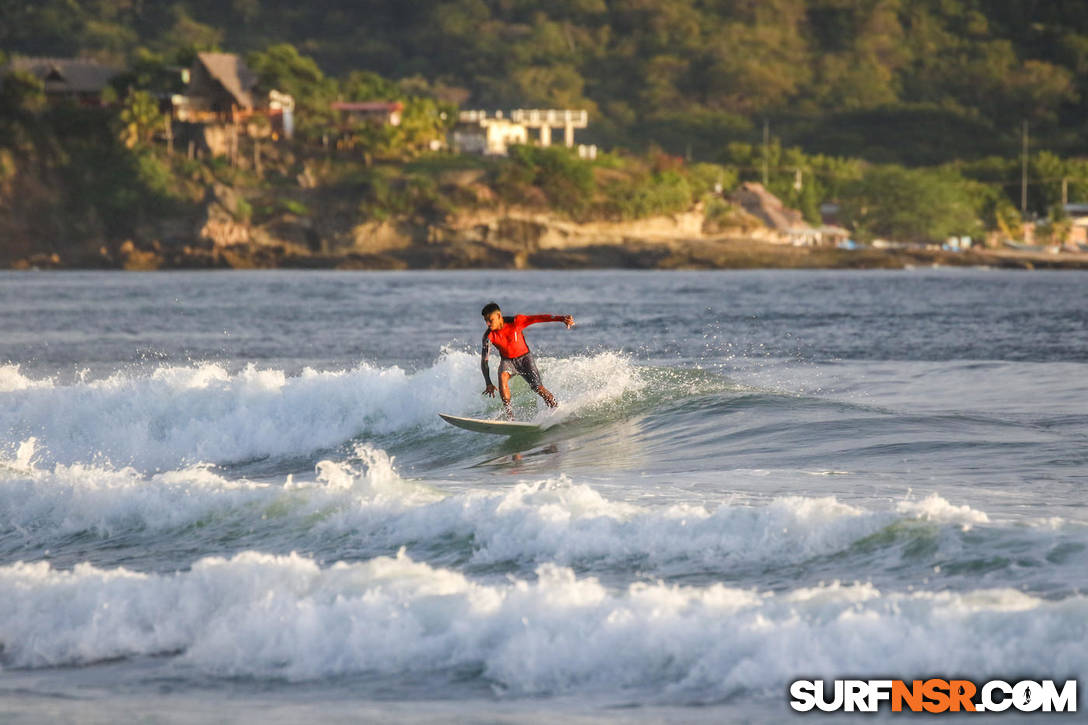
[1,269,1085,723]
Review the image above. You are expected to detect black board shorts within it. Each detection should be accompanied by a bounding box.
[499,351,544,389]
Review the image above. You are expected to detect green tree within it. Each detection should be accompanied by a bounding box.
[696,1,811,114]
[396,97,456,156]
[0,69,47,115]
[247,44,338,140]
[838,165,984,243]
[342,70,400,101]
[247,43,333,102]
[157,6,223,58]
[118,89,163,148]
[806,0,907,110]
[1031,151,1069,213]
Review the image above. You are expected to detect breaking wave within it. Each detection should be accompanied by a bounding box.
[2,550,1084,702]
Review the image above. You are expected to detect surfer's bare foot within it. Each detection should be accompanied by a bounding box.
[538,388,558,408]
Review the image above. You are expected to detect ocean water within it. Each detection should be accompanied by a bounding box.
[0,268,1085,723]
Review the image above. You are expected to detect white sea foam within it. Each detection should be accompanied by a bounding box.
[1,551,1084,700]
[372,483,879,570]
[0,440,1044,577]
[0,444,267,540]
[533,351,647,422]
[897,492,990,527]
[0,351,649,471]
[0,351,646,471]
[0,443,437,544]
[0,354,472,469]
[0,364,50,393]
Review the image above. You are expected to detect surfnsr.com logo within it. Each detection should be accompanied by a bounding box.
[789,679,1078,713]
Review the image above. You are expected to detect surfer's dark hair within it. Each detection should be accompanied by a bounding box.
[481,302,501,317]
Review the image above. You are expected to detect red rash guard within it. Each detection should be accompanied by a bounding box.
[481,314,560,383]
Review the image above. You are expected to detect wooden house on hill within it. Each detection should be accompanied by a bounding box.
[171,52,294,156]
[181,52,258,120]
[5,57,120,106]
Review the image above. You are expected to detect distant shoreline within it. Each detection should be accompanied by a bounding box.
[9,239,1088,271]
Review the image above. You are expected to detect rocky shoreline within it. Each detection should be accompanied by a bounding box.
[13,236,1088,272]
[11,212,1088,273]
[7,179,1088,272]
[8,181,1088,269]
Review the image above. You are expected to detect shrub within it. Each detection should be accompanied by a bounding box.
[356,168,449,222]
[504,145,594,216]
[596,169,693,220]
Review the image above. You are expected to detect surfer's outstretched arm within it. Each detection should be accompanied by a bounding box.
[519,314,574,329]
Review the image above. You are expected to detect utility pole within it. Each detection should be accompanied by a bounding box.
[1020,120,1029,217]
[762,119,769,187]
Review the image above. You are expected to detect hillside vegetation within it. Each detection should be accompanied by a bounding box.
[4,2,1088,268]
[5,0,1088,162]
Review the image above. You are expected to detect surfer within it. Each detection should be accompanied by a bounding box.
[480,301,574,418]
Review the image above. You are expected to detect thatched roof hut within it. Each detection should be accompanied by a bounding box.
[727,182,806,232]
[6,57,119,103]
[188,52,258,112]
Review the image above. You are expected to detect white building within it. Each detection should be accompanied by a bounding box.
[452,108,588,155]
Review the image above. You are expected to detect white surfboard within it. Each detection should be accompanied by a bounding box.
[438,413,543,436]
